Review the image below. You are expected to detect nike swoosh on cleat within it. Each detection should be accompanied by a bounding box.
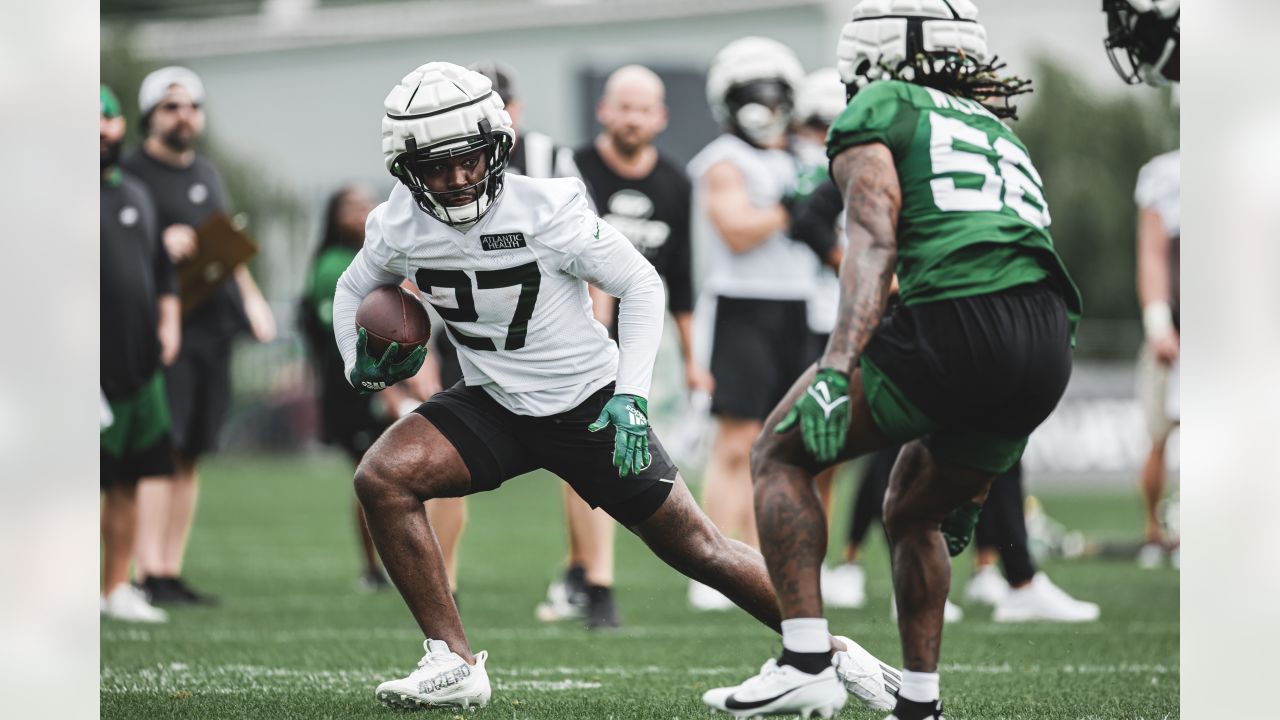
[723,679,828,710]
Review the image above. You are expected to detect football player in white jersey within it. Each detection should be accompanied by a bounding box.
[332,62,898,712]
[686,37,822,611]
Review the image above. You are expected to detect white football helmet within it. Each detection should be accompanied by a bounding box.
[706,37,805,147]
[1103,0,1179,86]
[794,67,848,129]
[382,62,515,225]
[836,0,988,92]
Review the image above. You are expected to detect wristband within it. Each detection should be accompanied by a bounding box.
[1142,301,1174,340]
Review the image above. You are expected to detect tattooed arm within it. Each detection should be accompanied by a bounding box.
[820,142,901,375]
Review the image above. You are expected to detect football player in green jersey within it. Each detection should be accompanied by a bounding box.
[704,2,1083,719]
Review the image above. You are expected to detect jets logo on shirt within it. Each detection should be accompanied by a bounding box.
[188,182,209,205]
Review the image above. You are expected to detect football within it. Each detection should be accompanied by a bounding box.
[355,285,431,362]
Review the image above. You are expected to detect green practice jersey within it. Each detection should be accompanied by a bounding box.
[306,246,358,331]
[827,80,1081,325]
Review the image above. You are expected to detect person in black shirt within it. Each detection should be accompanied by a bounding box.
[100,85,177,623]
[121,67,277,606]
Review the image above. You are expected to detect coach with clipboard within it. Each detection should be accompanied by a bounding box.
[120,66,277,607]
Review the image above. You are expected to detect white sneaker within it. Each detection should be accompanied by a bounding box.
[890,595,963,623]
[689,579,734,611]
[993,573,1100,623]
[1137,542,1165,569]
[822,564,867,609]
[832,635,899,711]
[101,583,167,623]
[375,639,491,710]
[534,577,585,622]
[964,565,1009,607]
[702,658,846,719]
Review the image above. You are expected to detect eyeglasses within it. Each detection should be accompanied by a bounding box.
[158,101,202,113]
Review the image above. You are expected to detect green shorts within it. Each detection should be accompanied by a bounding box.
[101,371,175,487]
[858,283,1074,475]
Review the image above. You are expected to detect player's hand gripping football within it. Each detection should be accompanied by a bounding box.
[350,327,428,394]
[588,395,651,478]
[775,367,850,464]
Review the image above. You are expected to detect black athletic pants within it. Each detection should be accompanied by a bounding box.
[845,450,1037,587]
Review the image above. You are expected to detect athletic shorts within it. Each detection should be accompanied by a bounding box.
[414,382,676,526]
[1136,341,1178,441]
[710,297,813,422]
[860,282,1073,474]
[101,371,175,488]
[166,340,233,460]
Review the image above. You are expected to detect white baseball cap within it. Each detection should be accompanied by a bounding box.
[138,66,205,115]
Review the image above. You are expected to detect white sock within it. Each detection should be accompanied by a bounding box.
[898,670,939,703]
[780,617,830,654]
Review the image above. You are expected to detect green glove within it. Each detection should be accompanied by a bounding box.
[774,367,851,464]
[941,501,983,557]
[588,394,651,478]
[350,327,427,394]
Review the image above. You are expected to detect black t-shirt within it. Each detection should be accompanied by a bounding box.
[121,148,247,349]
[573,146,694,328]
[101,174,176,399]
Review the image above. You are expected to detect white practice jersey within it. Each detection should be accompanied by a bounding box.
[1135,149,1180,236]
[333,175,665,417]
[688,134,818,301]
[792,135,843,335]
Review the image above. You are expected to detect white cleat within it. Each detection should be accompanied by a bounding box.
[375,639,491,710]
[101,583,167,623]
[964,565,1009,607]
[535,577,585,622]
[993,573,1100,623]
[1136,542,1165,569]
[821,564,867,609]
[688,580,734,611]
[703,659,846,719]
[832,635,899,711]
[890,595,963,623]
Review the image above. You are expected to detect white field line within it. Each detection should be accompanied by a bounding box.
[101,660,1178,696]
[101,620,1179,645]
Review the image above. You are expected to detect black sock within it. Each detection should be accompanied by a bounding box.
[585,584,612,602]
[777,648,832,675]
[892,693,941,720]
[565,565,586,591]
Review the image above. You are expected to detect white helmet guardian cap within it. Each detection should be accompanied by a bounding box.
[706,37,805,147]
[382,62,515,225]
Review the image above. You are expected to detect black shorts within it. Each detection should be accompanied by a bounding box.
[860,282,1073,473]
[414,382,677,526]
[710,297,813,422]
[166,340,233,460]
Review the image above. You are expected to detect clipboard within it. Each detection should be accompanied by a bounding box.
[176,212,259,317]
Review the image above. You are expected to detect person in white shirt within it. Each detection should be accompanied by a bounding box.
[333,61,897,712]
[685,37,821,611]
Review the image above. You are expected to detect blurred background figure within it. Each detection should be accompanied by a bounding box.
[100,84,177,623]
[561,64,711,629]
[299,185,398,591]
[124,66,276,606]
[686,37,814,611]
[964,463,1100,622]
[1133,145,1180,569]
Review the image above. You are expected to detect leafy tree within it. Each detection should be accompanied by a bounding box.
[1015,58,1178,358]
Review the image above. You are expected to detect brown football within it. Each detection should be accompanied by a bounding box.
[355,285,431,362]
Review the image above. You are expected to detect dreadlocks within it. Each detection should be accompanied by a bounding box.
[893,53,1033,120]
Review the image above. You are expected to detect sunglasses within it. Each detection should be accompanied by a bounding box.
[158,101,202,113]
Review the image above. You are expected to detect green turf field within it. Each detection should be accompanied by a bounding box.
[101,454,1179,719]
